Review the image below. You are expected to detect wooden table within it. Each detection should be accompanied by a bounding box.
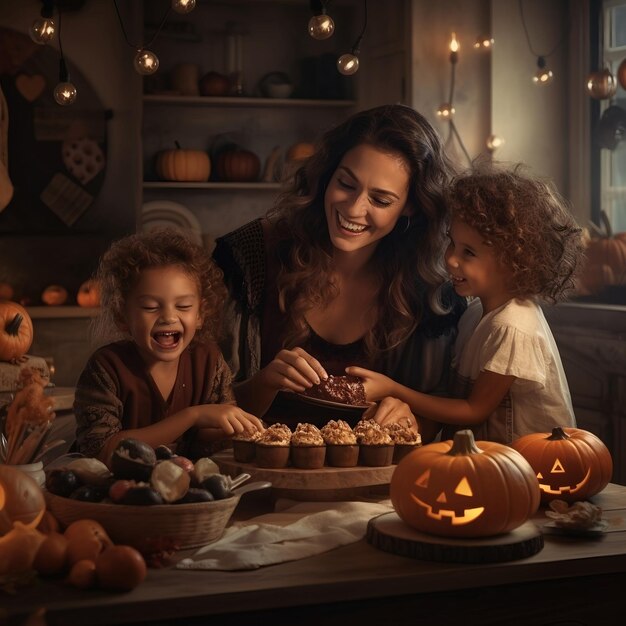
[3,485,626,626]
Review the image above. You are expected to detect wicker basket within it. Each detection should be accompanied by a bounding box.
[45,491,240,551]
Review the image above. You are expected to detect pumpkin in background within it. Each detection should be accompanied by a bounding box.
[286,141,315,162]
[511,426,613,504]
[76,279,101,308]
[390,430,539,538]
[0,300,33,361]
[156,142,211,182]
[618,58,626,90]
[216,148,261,182]
[577,210,626,295]
[41,284,68,306]
[0,282,14,300]
[0,464,46,535]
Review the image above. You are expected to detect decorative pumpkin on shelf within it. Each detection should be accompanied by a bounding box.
[76,279,101,308]
[0,300,33,361]
[41,284,68,306]
[0,281,14,301]
[390,430,540,538]
[511,427,613,504]
[216,147,261,182]
[286,141,316,162]
[155,142,211,182]
[577,210,626,295]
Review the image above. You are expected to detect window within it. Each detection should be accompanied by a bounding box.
[600,0,626,232]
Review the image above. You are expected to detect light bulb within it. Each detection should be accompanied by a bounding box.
[449,32,459,53]
[337,53,359,75]
[134,50,160,75]
[171,0,196,14]
[474,35,494,49]
[436,103,455,119]
[54,82,77,106]
[486,134,504,152]
[30,17,56,44]
[308,14,335,40]
[533,57,553,85]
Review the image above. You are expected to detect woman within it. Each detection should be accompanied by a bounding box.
[213,104,465,437]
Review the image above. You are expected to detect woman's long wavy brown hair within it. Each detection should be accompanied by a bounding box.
[93,228,227,345]
[267,104,455,358]
[446,163,586,302]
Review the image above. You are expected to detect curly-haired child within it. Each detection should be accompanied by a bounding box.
[74,228,264,464]
[348,164,586,444]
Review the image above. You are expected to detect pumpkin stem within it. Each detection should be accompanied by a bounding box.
[547,426,570,441]
[600,210,613,238]
[174,140,181,150]
[448,429,483,456]
[5,313,22,336]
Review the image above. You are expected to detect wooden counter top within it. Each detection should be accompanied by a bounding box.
[3,484,626,626]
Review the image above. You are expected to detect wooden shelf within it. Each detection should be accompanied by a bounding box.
[27,306,100,319]
[143,94,356,108]
[143,181,282,190]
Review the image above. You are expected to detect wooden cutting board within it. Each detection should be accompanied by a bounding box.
[367,513,544,563]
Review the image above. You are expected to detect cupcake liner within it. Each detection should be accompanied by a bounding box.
[359,444,394,467]
[232,439,256,463]
[392,442,421,464]
[291,445,326,469]
[326,444,360,468]
[256,443,290,469]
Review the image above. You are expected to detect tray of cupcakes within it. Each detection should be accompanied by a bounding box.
[214,418,422,500]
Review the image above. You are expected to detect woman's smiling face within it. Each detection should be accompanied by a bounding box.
[324,143,411,258]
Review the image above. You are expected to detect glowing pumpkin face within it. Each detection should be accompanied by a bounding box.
[511,427,613,504]
[391,430,540,538]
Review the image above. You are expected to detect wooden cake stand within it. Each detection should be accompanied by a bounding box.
[213,450,395,501]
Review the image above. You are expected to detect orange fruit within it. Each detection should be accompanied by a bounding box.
[33,531,68,576]
[95,545,147,591]
[67,559,97,589]
[64,519,112,566]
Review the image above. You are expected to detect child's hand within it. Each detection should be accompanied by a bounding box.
[196,404,264,436]
[345,366,394,402]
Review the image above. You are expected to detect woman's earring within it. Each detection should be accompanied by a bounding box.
[402,215,411,233]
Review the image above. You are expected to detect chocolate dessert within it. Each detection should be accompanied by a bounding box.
[301,375,367,405]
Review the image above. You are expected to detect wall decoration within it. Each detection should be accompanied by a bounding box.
[0,27,107,234]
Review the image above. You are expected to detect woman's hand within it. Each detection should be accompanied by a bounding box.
[345,366,394,402]
[195,404,264,436]
[362,397,418,431]
[259,347,328,393]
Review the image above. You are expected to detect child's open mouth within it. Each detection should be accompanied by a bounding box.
[152,331,182,348]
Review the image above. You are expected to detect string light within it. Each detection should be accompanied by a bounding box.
[486,134,505,152]
[308,1,335,40]
[337,0,367,75]
[30,0,55,45]
[473,35,494,49]
[519,0,566,86]
[438,32,472,167]
[114,0,170,76]
[53,9,76,105]
[171,0,196,14]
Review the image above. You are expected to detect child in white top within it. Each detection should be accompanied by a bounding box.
[348,164,586,444]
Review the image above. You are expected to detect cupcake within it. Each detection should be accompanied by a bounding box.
[255,423,292,468]
[385,422,422,464]
[290,423,326,469]
[355,419,394,467]
[232,429,261,463]
[321,420,359,467]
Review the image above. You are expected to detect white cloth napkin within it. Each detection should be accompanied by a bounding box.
[176,499,393,571]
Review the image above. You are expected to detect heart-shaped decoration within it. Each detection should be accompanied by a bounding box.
[15,73,46,102]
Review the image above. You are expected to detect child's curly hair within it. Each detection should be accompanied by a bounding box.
[94,228,226,343]
[445,164,586,303]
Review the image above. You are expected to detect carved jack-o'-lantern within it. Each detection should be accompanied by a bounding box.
[390,430,540,538]
[511,427,613,504]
